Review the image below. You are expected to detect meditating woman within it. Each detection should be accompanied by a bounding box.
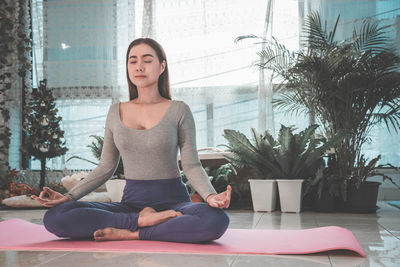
[32,38,231,243]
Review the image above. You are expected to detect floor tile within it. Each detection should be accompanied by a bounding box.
[38,252,237,267]
[227,210,263,229]
[0,251,70,267]
[329,251,399,267]
[232,254,331,267]
[256,212,317,229]
[0,209,47,224]
[358,235,400,259]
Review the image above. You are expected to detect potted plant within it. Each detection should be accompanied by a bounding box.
[222,124,343,212]
[221,127,279,212]
[209,163,237,192]
[180,170,202,202]
[304,159,341,212]
[181,163,237,203]
[67,134,125,202]
[326,154,400,212]
[237,12,400,212]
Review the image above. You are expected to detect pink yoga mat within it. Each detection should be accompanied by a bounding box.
[0,219,365,257]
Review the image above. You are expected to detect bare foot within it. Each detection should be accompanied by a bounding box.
[93,227,139,242]
[93,207,183,242]
[138,207,183,227]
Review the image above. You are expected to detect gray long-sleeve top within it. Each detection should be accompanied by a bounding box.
[64,100,217,201]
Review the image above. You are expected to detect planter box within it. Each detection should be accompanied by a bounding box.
[276,179,304,213]
[248,179,277,212]
[313,189,336,212]
[341,181,381,213]
[105,179,126,202]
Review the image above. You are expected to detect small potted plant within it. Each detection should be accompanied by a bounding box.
[180,169,208,203]
[221,127,279,212]
[209,163,237,193]
[181,164,237,203]
[180,170,198,202]
[222,124,344,212]
[325,154,400,212]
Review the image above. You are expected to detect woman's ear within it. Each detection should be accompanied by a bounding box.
[160,60,166,75]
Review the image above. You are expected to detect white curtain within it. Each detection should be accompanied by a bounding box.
[31,0,136,169]
[30,0,400,170]
[29,0,300,170]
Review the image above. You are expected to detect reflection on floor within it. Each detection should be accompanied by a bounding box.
[1,201,399,267]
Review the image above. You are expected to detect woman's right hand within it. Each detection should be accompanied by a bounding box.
[31,187,71,207]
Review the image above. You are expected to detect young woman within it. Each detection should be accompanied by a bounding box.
[32,38,231,243]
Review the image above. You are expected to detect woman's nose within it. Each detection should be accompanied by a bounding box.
[137,62,144,71]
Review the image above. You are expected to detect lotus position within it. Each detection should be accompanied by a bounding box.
[32,38,231,243]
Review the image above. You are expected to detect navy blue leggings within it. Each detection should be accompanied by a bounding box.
[43,177,230,243]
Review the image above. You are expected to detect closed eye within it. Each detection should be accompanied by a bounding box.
[130,61,152,64]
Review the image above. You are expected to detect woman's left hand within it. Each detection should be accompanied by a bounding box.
[206,185,232,209]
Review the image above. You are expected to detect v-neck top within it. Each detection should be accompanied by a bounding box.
[65,100,217,201]
[117,100,175,131]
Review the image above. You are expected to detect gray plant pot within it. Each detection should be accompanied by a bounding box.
[276,179,304,213]
[248,179,277,212]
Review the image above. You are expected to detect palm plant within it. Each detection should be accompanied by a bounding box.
[221,124,344,196]
[237,12,400,199]
[67,134,124,179]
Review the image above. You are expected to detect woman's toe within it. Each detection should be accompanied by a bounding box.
[94,229,104,238]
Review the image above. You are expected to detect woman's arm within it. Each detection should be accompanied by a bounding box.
[178,102,217,201]
[64,105,121,200]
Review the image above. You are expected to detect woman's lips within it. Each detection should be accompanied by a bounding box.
[135,75,146,78]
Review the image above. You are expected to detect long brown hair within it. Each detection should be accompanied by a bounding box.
[125,38,171,100]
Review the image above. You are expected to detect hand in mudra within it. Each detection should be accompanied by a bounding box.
[206,185,232,209]
[31,187,70,207]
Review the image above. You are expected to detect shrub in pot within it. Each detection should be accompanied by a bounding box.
[238,11,400,212]
[180,169,202,202]
[326,154,400,212]
[181,163,237,203]
[305,167,342,212]
[222,124,343,212]
[221,127,279,211]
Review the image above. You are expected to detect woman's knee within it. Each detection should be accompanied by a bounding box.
[209,208,230,238]
[196,205,230,240]
[43,202,76,237]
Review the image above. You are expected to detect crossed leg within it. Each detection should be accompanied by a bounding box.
[43,202,180,239]
[94,202,230,243]
[93,207,183,241]
[139,202,230,243]
[44,201,229,243]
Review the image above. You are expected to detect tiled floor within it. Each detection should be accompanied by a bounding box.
[1,201,399,267]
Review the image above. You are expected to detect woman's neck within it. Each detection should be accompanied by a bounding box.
[133,84,167,104]
[132,96,166,104]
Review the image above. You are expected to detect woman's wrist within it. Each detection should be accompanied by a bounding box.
[63,192,75,201]
[206,193,217,202]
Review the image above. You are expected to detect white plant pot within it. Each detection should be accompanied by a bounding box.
[248,179,277,212]
[276,179,304,213]
[105,179,126,202]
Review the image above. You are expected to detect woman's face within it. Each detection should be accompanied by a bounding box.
[127,43,166,89]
